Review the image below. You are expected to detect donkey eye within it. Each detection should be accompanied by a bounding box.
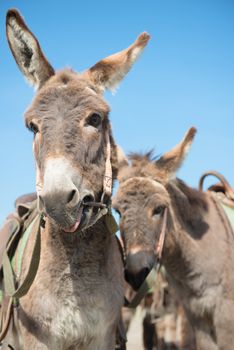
[152,205,165,217]
[28,122,39,134]
[87,113,102,128]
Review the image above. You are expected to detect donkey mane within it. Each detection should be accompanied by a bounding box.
[128,150,158,162]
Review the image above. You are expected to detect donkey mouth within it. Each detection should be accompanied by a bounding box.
[63,205,92,233]
[63,206,86,233]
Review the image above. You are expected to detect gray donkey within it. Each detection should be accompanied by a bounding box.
[113,128,234,350]
[1,9,150,350]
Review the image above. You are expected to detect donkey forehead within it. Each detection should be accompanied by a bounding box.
[25,70,110,120]
[118,177,169,200]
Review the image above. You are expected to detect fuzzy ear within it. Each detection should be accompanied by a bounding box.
[156,127,197,179]
[115,145,129,180]
[116,145,129,169]
[83,32,150,93]
[6,9,55,89]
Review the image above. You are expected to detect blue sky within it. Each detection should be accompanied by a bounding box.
[0,0,233,225]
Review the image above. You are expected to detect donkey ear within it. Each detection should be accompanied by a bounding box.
[156,127,197,179]
[116,145,129,169]
[114,145,129,180]
[83,32,150,93]
[6,9,55,89]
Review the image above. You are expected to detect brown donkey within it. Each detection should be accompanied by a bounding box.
[113,128,234,350]
[3,9,150,350]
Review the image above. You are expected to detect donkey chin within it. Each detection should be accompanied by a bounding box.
[61,204,94,233]
[39,192,95,234]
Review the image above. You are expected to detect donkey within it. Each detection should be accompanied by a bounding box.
[3,9,150,350]
[113,128,234,350]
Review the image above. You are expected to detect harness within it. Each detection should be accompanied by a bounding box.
[0,200,39,343]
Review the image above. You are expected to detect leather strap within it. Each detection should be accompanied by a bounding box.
[155,207,168,261]
[0,296,13,342]
[2,214,43,299]
[103,130,112,199]
[125,267,158,308]
[0,217,21,270]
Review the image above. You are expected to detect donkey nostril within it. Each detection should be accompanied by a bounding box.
[66,189,80,208]
[82,194,94,204]
[67,189,77,204]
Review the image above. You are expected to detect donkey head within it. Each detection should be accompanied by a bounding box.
[113,128,196,289]
[6,9,150,233]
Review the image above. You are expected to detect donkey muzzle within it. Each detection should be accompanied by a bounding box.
[39,189,94,230]
[125,251,155,290]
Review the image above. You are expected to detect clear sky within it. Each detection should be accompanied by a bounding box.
[0,0,233,225]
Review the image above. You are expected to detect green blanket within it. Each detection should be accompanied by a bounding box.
[221,203,234,231]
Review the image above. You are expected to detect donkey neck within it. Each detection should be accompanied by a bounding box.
[42,216,113,267]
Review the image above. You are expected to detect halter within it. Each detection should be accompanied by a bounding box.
[83,129,112,206]
[155,207,168,261]
[79,129,118,233]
